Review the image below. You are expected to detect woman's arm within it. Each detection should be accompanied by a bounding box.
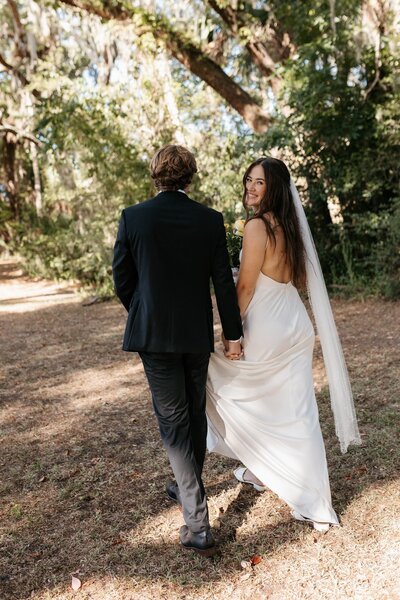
[236,218,268,317]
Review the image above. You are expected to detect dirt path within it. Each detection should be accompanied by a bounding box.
[0,259,399,600]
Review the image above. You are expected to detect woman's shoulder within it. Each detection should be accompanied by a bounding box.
[244,213,279,236]
[244,216,268,234]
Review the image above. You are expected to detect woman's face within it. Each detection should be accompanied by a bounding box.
[245,164,266,211]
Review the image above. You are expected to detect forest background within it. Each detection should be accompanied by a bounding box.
[1,0,399,298]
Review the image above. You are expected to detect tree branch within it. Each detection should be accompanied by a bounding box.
[58,0,270,132]
[0,123,42,145]
[6,0,28,62]
[7,0,24,35]
[0,52,28,85]
[207,0,291,80]
[363,1,385,99]
[0,52,41,98]
[59,0,132,21]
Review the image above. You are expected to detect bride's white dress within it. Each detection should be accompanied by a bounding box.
[206,269,339,525]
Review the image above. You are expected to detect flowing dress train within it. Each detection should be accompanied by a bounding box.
[206,271,339,524]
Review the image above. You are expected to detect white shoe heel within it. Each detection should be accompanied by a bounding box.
[291,510,330,533]
[233,467,268,492]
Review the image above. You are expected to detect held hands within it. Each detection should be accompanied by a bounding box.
[226,340,243,360]
[222,333,243,360]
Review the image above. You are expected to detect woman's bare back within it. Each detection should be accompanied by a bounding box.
[260,214,292,284]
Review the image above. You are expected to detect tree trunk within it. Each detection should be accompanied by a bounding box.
[30,141,42,215]
[155,52,186,144]
[3,132,19,219]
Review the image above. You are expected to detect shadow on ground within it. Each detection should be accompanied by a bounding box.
[0,265,399,599]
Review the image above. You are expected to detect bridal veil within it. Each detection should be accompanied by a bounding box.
[290,179,362,453]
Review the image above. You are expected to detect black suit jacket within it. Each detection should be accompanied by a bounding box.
[112,191,243,353]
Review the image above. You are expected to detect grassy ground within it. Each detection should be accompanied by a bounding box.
[0,259,399,600]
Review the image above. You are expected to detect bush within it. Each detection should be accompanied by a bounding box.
[8,212,115,297]
[320,201,400,298]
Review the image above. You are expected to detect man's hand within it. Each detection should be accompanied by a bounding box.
[223,339,243,360]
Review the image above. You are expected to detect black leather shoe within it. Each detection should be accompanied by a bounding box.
[166,482,182,508]
[179,525,217,557]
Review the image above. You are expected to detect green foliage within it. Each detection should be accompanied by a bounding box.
[14,213,114,295]
[9,504,23,521]
[7,89,152,294]
[378,202,400,298]
[1,0,399,298]
[225,225,243,268]
[262,0,400,296]
[37,90,152,202]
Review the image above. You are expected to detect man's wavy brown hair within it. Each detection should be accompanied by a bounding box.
[150,145,197,191]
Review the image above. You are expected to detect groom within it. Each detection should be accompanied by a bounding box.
[112,145,242,556]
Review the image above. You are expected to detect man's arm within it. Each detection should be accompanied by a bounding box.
[211,213,243,341]
[112,210,138,311]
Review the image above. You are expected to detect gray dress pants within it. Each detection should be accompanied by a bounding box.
[139,351,210,533]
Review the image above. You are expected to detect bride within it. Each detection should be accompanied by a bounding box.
[206,157,361,531]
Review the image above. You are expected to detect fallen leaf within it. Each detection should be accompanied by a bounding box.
[111,538,123,546]
[240,572,251,581]
[71,576,81,591]
[212,518,221,529]
[251,555,262,566]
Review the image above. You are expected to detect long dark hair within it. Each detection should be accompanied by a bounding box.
[242,157,307,289]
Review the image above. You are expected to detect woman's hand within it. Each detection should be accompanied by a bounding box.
[221,333,243,359]
[224,340,243,360]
